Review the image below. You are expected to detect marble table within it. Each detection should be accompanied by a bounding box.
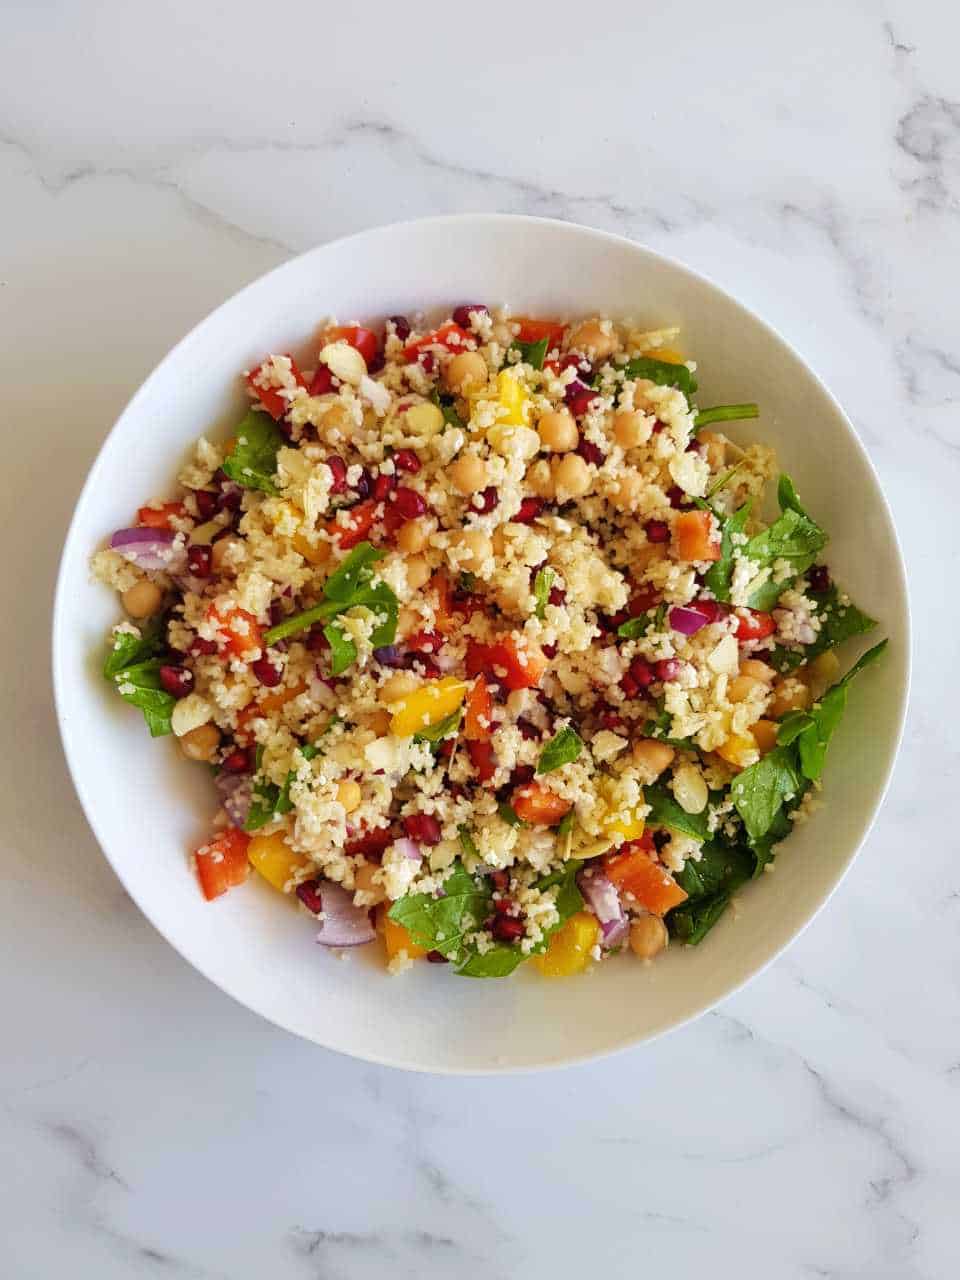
[3,2,955,1275]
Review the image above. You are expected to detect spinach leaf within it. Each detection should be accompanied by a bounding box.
[617,602,668,640]
[702,501,751,602]
[537,726,583,774]
[497,802,524,827]
[103,615,166,679]
[694,403,758,429]
[245,742,320,832]
[742,507,828,608]
[110,658,176,737]
[622,355,697,397]
[221,410,284,495]
[556,810,575,836]
[324,623,357,676]
[777,473,808,518]
[457,945,526,978]
[511,336,550,370]
[263,541,398,650]
[533,567,554,620]
[388,862,491,963]
[768,584,878,673]
[414,708,462,744]
[430,388,465,430]
[457,825,479,858]
[668,840,754,944]
[705,460,746,499]
[730,746,802,842]
[457,861,583,978]
[644,783,710,841]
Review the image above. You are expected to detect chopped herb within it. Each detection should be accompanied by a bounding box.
[110,659,176,737]
[694,403,759,429]
[221,410,284,495]
[414,708,462,744]
[644,783,710,841]
[498,802,524,827]
[702,500,752,603]
[730,746,802,843]
[622,355,697,397]
[537,726,583,774]
[323,622,357,676]
[533,567,554,619]
[511,336,550,370]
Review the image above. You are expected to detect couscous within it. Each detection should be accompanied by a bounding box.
[93,306,885,977]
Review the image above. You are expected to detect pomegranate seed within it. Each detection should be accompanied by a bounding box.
[515,497,544,523]
[403,813,442,845]
[438,738,455,759]
[373,472,395,502]
[159,664,194,699]
[216,478,243,512]
[621,672,640,698]
[559,352,592,376]
[516,719,540,740]
[353,469,373,499]
[652,419,666,434]
[367,351,385,374]
[392,448,421,474]
[306,626,329,652]
[808,564,831,593]
[187,544,212,577]
[645,519,670,544]
[576,439,606,466]
[685,439,703,453]
[511,764,536,787]
[666,485,686,508]
[190,635,218,656]
[548,586,566,606]
[309,366,334,395]
[492,915,524,943]
[490,870,510,892]
[296,880,324,914]
[325,456,348,493]
[601,710,626,732]
[541,643,558,659]
[472,486,499,513]
[408,630,442,654]
[252,656,283,687]
[692,598,726,623]
[222,748,250,774]
[392,487,428,519]
[389,315,411,341]
[192,489,218,519]
[426,950,449,963]
[452,303,488,327]
[655,658,683,683]
[566,384,598,417]
[407,654,441,678]
[419,352,437,374]
[629,657,656,688]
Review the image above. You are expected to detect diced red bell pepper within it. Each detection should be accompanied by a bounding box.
[403,322,472,362]
[345,826,394,860]
[194,828,251,901]
[512,782,571,826]
[137,502,186,530]
[206,603,262,659]
[245,356,306,421]
[735,608,777,642]
[466,634,548,691]
[464,678,493,741]
[512,317,567,350]
[627,586,660,617]
[603,846,687,917]
[322,325,379,367]
[327,499,380,549]
[466,739,497,783]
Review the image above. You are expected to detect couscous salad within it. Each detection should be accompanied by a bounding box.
[93,306,884,977]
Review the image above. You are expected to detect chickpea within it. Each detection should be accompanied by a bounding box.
[336,779,362,813]
[319,402,354,443]
[769,676,811,718]
[442,351,488,395]
[698,430,727,470]
[354,860,386,905]
[611,470,643,511]
[553,452,592,499]
[379,672,420,705]
[537,408,579,453]
[631,739,675,780]
[121,580,163,619]
[397,606,420,637]
[568,318,620,362]
[211,535,243,575]
[397,517,433,555]
[630,915,668,960]
[740,658,776,684]
[751,719,779,754]
[526,459,556,500]
[613,410,652,450]
[451,528,493,573]
[728,674,765,704]
[179,723,221,762]
[405,555,431,590]
[449,453,488,496]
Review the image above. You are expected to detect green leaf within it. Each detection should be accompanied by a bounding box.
[324,623,358,676]
[388,862,491,963]
[414,708,462,744]
[263,541,398,647]
[644,783,710,841]
[731,746,802,842]
[705,460,747,499]
[702,501,752,602]
[221,410,284,494]
[512,336,550,370]
[669,841,754,944]
[497,802,524,828]
[323,542,387,604]
[103,615,166,679]
[430,388,465,430]
[459,571,477,593]
[777,473,808,518]
[457,945,526,978]
[457,862,584,978]
[458,825,479,858]
[742,507,828,606]
[617,602,667,640]
[792,639,888,780]
[244,742,321,832]
[776,710,812,746]
[533,567,554,620]
[537,726,583,774]
[694,403,759,429]
[622,355,697,397]
[556,810,575,836]
[768,582,877,672]
[111,658,176,737]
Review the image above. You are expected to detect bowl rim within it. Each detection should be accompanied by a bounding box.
[51,212,911,1074]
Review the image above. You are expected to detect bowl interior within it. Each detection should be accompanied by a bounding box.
[53,216,908,1072]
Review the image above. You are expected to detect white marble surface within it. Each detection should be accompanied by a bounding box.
[2,1,956,1275]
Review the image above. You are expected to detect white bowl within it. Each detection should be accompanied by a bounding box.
[53,215,909,1073]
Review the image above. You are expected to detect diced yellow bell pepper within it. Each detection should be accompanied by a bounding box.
[600,781,646,842]
[496,370,531,426]
[532,912,600,977]
[644,347,685,365]
[383,913,428,961]
[716,733,760,770]
[248,832,311,892]
[389,677,469,738]
[291,531,331,566]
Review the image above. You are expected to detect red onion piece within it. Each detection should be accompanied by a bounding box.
[577,868,628,949]
[392,837,422,862]
[315,882,376,947]
[215,773,252,828]
[111,527,187,573]
[669,605,710,636]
